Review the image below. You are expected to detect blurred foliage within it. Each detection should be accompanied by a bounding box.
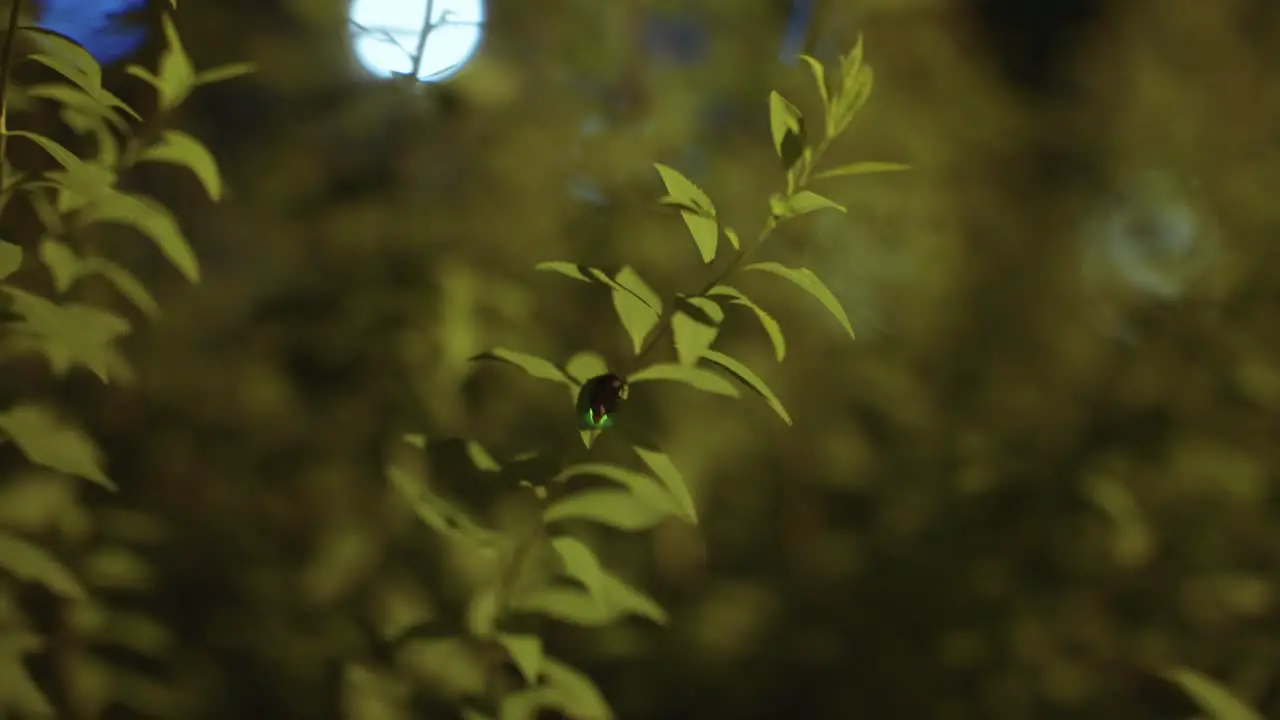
[0,0,1277,718]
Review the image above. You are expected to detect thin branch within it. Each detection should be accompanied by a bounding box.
[410,0,435,78]
[0,0,25,192]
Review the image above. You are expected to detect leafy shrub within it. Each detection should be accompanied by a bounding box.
[380,39,912,720]
[0,0,251,714]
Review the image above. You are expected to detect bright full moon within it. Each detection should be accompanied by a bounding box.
[349,0,486,82]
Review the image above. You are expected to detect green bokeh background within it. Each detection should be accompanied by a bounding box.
[3,0,1280,717]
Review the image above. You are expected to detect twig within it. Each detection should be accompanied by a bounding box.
[0,0,25,193]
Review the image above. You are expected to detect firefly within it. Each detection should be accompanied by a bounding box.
[576,373,628,430]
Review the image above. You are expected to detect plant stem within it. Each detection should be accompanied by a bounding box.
[410,0,434,79]
[482,134,837,712]
[0,0,25,194]
[628,136,832,371]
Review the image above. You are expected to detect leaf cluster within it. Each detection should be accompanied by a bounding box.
[385,39,912,720]
[0,6,252,715]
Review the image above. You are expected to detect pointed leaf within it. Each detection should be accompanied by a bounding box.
[550,536,604,600]
[470,348,573,385]
[534,261,593,282]
[543,489,673,531]
[0,240,22,279]
[613,266,662,314]
[627,363,740,397]
[706,285,785,361]
[743,262,854,338]
[1,289,133,382]
[798,54,829,110]
[0,531,87,599]
[196,62,256,85]
[598,572,667,624]
[653,163,714,215]
[768,90,804,158]
[0,404,114,489]
[564,351,609,385]
[38,238,80,293]
[551,463,681,515]
[680,211,718,263]
[632,446,696,522]
[465,441,501,472]
[0,633,53,715]
[777,190,846,217]
[508,586,623,627]
[497,634,543,685]
[611,286,658,354]
[538,658,615,720]
[79,258,162,319]
[20,27,100,82]
[723,226,741,250]
[79,191,199,282]
[812,161,911,180]
[700,350,792,425]
[1163,667,1261,720]
[138,130,223,200]
[156,15,197,109]
[671,296,722,366]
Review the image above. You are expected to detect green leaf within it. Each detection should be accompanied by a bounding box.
[774,190,846,218]
[564,351,609,385]
[534,261,593,283]
[508,585,623,627]
[26,83,135,131]
[627,363,740,397]
[196,62,256,85]
[1,288,133,382]
[798,54,829,112]
[598,572,667,624]
[768,90,805,169]
[511,577,666,627]
[540,657,614,720]
[831,63,873,138]
[613,266,662,314]
[653,163,714,215]
[38,238,80,293]
[497,634,543,685]
[632,446,696,523]
[470,348,573,385]
[743,262,854,338]
[0,240,22,279]
[387,466,497,545]
[9,130,116,209]
[551,536,604,600]
[38,240,161,318]
[79,191,199,282]
[138,130,223,201]
[671,296,723,367]
[552,463,682,516]
[19,27,103,94]
[700,350,792,425]
[465,441,501,472]
[680,211,718,264]
[155,15,197,110]
[79,258,162,319]
[0,632,54,715]
[723,226,741,251]
[706,285,785,361]
[125,64,161,90]
[1162,667,1261,720]
[543,489,673,531]
[611,286,658,354]
[0,531,87,599]
[812,161,911,180]
[0,404,113,489]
